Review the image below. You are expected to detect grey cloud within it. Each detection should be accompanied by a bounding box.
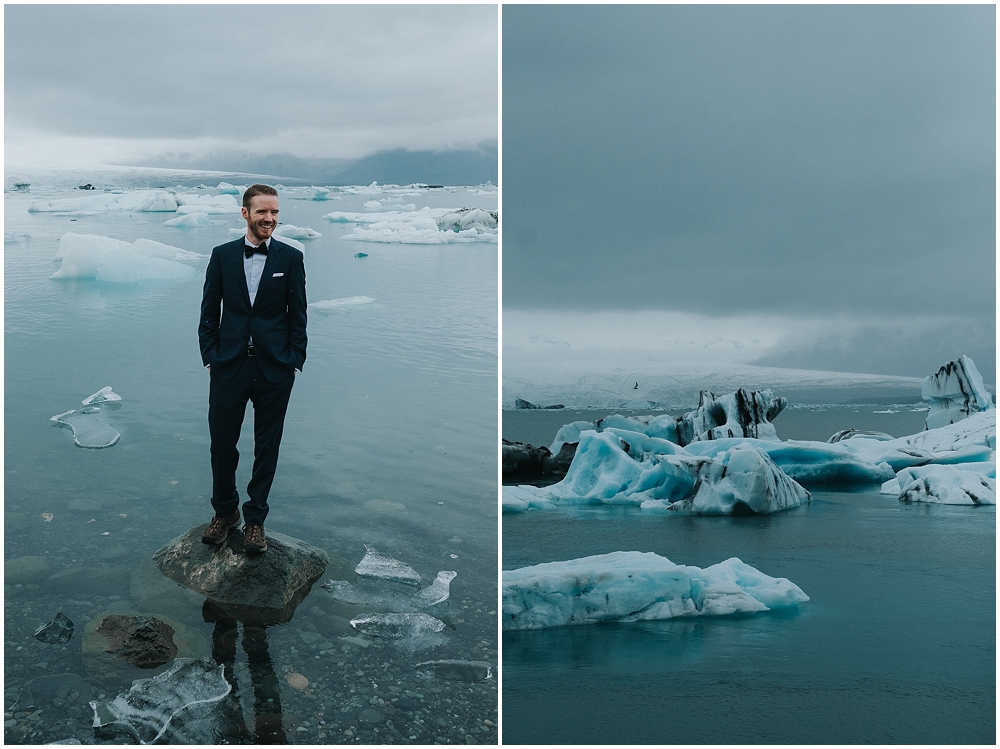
[502,5,994,322]
[5,5,497,153]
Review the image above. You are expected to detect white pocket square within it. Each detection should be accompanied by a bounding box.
[272,272,284,277]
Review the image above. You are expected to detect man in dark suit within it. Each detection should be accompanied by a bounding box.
[198,184,307,553]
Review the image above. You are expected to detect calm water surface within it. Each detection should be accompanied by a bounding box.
[502,407,995,744]
[5,178,498,744]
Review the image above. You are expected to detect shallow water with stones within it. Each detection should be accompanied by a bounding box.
[4,172,498,744]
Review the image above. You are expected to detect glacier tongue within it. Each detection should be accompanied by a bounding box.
[502,551,808,630]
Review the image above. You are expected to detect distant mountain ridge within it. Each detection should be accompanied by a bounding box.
[129,144,497,186]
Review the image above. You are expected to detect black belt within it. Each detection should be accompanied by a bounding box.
[247,345,256,356]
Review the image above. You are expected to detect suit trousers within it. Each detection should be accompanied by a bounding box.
[209,356,294,526]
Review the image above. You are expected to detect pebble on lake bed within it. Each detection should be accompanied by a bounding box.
[286,673,309,690]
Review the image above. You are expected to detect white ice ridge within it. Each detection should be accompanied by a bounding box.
[895,464,996,505]
[502,551,809,630]
[921,355,994,429]
[324,207,498,244]
[309,296,375,309]
[51,233,201,281]
[355,544,421,586]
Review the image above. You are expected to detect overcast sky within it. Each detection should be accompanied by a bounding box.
[503,5,995,382]
[5,5,497,167]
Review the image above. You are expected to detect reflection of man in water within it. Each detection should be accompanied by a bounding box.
[198,184,307,554]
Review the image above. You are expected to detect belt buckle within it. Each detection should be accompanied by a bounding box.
[247,345,256,357]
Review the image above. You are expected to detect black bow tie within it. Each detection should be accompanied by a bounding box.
[245,243,268,259]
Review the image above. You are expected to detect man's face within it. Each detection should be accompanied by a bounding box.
[243,194,280,242]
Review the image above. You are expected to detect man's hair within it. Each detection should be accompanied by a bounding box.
[242,184,278,211]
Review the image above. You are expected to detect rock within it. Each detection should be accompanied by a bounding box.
[502,439,578,483]
[414,659,492,682]
[82,610,208,677]
[285,673,309,690]
[357,708,385,725]
[922,355,994,430]
[514,398,540,409]
[152,525,328,610]
[5,555,52,585]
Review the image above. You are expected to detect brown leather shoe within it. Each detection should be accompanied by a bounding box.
[201,510,241,544]
[243,524,267,554]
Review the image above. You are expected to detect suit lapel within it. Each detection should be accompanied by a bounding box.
[232,239,252,309]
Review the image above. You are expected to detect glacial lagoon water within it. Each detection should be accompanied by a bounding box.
[4,172,498,744]
[502,405,995,744]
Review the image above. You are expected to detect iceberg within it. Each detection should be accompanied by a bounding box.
[921,356,994,430]
[273,224,322,240]
[895,464,996,505]
[164,212,213,227]
[355,544,421,586]
[502,551,808,630]
[410,571,457,609]
[435,208,498,233]
[325,207,498,244]
[174,193,240,215]
[51,233,198,281]
[309,296,375,309]
[29,190,179,214]
[89,658,231,744]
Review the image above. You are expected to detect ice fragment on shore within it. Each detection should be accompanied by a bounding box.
[82,386,121,405]
[34,612,74,644]
[411,571,457,609]
[89,658,231,744]
[349,612,445,639]
[355,545,421,586]
[51,408,120,449]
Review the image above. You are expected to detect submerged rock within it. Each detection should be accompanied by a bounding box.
[89,658,231,744]
[153,526,328,610]
[922,356,994,430]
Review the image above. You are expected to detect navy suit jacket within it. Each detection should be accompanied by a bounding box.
[199,237,307,383]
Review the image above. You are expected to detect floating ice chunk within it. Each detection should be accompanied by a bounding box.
[29,190,179,213]
[880,477,901,495]
[896,465,996,505]
[51,407,120,449]
[274,224,322,240]
[411,571,457,608]
[311,187,331,200]
[174,193,240,214]
[216,182,242,194]
[502,551,809,630]
[349,612,445,638]
[321,579,370,604]
[274,235,305,251]
[163,212,213,227]
[84,387,121,407]
[131,239,206,261]
[96,251,196,282]
[828,429,894,443]
[435,208,497,233]
[355,544,421,585]
[309,296,375,309]
[34,612,74,644]
[52,234,199,281]
[89,658,231,744]
[921,356,994,429]
[364,200,382,210]
[414,659,491,681]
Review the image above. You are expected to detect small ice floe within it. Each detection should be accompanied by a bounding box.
[415,659,492,682]
[896,465,996,505]
[321,579,370,605]
[42,513,54,522]
[163,212,213,228]
[355,544,421,586]
[309,296,375,310]
[410,571,457,609]
[503,551,809,630]
[873,409,898,414]
[34,612,74,644]
[274,224,322,240]
[89,658,231,744]
[82,386,121,405]
[51,408,120,449]
[349,612,445,639]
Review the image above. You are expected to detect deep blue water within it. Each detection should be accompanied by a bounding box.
[502,409,995,744]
